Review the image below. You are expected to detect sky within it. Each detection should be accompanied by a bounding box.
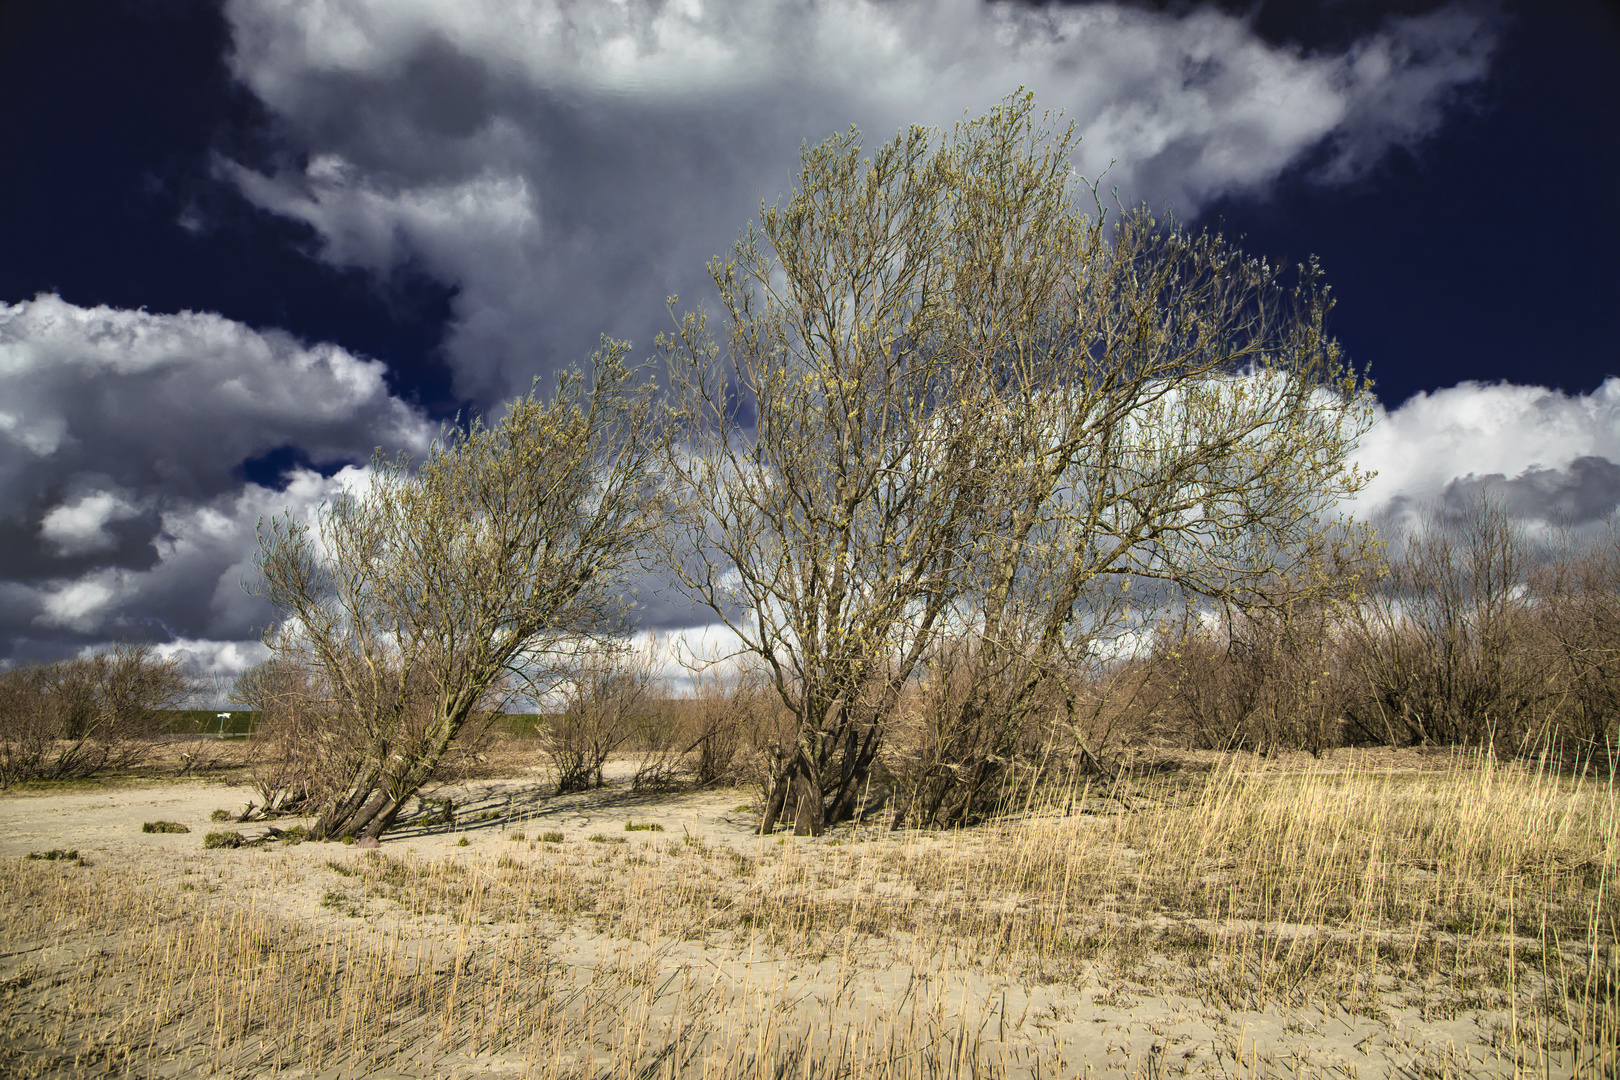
[0,0,1617,678]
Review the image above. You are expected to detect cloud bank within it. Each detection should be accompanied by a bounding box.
[1351,378,1620,527]
[0,295,431,661]
[219,0,1495,404]
[3,0,1551,684]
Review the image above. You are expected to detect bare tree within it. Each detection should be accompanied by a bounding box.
[659,92,1374,834]
[1152,561,1368,757]
[543,639,662,793]
[1347,495,1550,748]
[1537,519,1620,761]
[683,656,782,788]
[254,344,660,840]
[0,642,186,787]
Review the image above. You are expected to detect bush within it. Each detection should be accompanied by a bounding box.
[543,643,657,793]
[26,849,85,864]
[142,821,190,834]
[1345,498,1550,749]
[203,831,246,849]
[886,635,1063,829]
[0,643,187,787]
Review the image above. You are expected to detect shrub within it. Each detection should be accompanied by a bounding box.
[540,831,564,843]
[544,643,656,793]
[624,821,663,832]
[26,849,84,864]
[142,821,190,834]
[0,643,187,787]
[203,831,246,849]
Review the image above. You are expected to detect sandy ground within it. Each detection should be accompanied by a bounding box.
[0,752,1558,1078]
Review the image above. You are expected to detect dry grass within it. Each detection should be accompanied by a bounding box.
[1,749,1615,1077]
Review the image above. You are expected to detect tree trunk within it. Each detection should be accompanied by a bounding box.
[757,743,791,834]
[791,767,825,835]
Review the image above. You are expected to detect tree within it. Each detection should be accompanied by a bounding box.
[254,343,659,840]
[0,642,187,787]
[659,92,1374,834]
[543,639,662,793]
[1347,495,1551,749]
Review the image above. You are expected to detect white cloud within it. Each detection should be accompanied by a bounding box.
[1348,378,1620,521]
[153,637,272,679]
[0,294,434,657]
[0,294,432,500]
[39,488,142,556]
[36,574,122,634]
[219,0,1495,404]
[28,465,364,638]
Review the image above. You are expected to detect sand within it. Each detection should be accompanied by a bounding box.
[0,752,1583,1078]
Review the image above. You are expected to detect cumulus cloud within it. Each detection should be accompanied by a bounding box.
[218,0,1495,404]
[0,295,433,659]
[1348,378,1620,526]
[39,485,143,557]
[27,466,362,636]
[0,2,1513,678]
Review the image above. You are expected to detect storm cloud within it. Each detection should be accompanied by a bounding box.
[219,0,1496,405]
[1438,456,1620,525]
[1351,378,1620,524]
[0,0,1552,680]
[0,295,431,660]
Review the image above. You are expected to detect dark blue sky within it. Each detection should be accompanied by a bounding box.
[3,0,1616,415]
[1210,0,1620,404]
[2,0,1618,667]
[0,1,463,424]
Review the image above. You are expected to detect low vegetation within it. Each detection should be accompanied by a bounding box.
[0,643,186,787]
[2,750,1615,1077]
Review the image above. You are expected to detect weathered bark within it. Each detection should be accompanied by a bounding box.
[790,763,824,836]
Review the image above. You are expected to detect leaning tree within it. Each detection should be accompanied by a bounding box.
[658,92,1375,835]
[254,342,659,840]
